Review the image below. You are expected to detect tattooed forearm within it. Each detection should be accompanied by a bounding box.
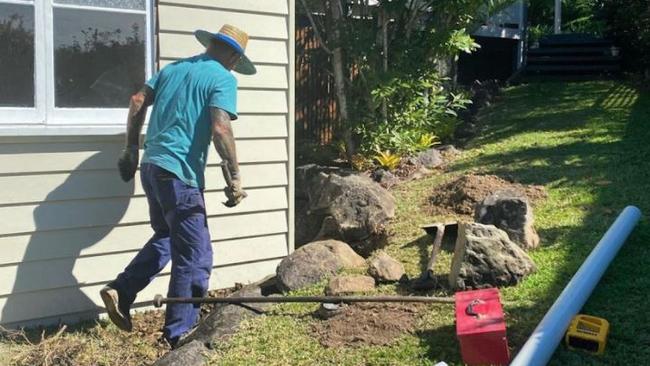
[125,86,154,147]
[210,107,240,179]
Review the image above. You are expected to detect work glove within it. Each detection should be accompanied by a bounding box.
[224,179,247,208]
[117,145,139,182]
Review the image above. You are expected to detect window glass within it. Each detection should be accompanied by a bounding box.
[54,0,145,11]
[53,7,145,108]
[0,3,35,107]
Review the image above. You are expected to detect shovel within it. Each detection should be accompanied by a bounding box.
[412,222,458,290]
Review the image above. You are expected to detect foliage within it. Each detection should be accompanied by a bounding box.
[528,24,553,46]
[599,0,650,73]
[528,0,605,35]
[356,71,470,155]
[373,149,401,171]
[414,133,440,152]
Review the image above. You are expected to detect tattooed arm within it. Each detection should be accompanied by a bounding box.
[118,86,154,182]
[211,107,246,206]
[125,86,155,148]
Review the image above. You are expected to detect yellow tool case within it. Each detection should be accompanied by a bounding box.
[565,314,609,355]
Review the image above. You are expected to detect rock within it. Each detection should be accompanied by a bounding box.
[177,285,272,349]
[157,283,278,365]
[371,168,400,189]
[318,240,366,269]
[325,275,375,295]
[152,340,209,366]
[315,303,344,319]
[368,250,406,282]
[296,166,396,256]
[295,198,322,245]
[416,148,444,169]
[276,240,367,292]
[276,242,340,292]
[296,164,346,200]
[449,223,536,290]
[437,144,460,156]
[475,189,540,250]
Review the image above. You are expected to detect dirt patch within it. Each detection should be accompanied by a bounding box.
[311,303,421,348]
[429,174,547,216]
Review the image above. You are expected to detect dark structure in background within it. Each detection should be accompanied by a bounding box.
[458,36,521,84]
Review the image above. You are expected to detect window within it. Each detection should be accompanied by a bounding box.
[0,0,153,130]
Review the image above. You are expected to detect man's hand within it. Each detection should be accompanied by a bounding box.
[117,145,139,182]
[211,107,244,207]
[224,179,247,207]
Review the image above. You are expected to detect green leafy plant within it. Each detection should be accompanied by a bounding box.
[414,133,440,152]
[356,71,470,156]
[373,149,401,171]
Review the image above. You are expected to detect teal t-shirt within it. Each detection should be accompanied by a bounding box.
[141,53,237,189]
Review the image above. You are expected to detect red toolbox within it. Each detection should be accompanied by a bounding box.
[455,288,509,366]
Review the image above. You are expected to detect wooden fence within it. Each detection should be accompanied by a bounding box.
[295,17,340,145]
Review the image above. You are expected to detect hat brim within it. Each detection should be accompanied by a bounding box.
[194,30,257,75]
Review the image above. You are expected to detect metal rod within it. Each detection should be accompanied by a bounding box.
[153,294,455,308]
[511,206,642,366]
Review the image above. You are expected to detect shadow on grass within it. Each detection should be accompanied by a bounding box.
[415,324,459,363]
[416,81,650,365]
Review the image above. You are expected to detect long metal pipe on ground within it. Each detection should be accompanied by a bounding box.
[511,206,642,366]
[153,294,456,308]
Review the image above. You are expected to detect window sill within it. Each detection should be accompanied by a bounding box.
[0,124,126,136]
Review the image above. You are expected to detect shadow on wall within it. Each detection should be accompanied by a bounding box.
[1,149,134,326]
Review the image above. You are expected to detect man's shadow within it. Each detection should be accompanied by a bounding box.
[1,150,134,326]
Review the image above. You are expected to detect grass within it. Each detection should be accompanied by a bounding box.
[211,80,650,365]
[2,80,649,365]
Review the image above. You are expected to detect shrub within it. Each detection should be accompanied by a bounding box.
[356,71,470,156]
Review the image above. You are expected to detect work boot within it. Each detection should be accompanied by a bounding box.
[100,284,133,332]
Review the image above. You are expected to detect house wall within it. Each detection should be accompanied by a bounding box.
[0,0,295,326]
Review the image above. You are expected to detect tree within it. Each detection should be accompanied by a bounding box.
[298,0,518,160]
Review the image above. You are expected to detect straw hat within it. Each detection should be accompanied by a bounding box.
[194,24,256,75]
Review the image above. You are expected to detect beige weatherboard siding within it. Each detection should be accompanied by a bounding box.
[0,0,295,326]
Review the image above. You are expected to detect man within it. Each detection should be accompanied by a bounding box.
[99,25,257,347]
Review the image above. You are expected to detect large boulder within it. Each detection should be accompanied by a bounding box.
[319,239,366,269]
[449,223,536,290]
[276,240,365,292]
[325,275,375,295]
[368,250,407,282]
[475,189,540,250]
[296,165,396,256]
[276,242,339,292]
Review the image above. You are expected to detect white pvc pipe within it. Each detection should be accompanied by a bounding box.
[511,206,642,366]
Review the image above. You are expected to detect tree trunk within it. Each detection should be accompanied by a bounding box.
[381,8,388,121]
[328,0,355,160]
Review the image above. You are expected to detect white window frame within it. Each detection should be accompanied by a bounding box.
[0,0,155,135]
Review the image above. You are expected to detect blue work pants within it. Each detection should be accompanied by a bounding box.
[113,163,213,343]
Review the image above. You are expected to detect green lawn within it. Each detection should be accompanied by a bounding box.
[3,80,648,366]
[212,80,650,365]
